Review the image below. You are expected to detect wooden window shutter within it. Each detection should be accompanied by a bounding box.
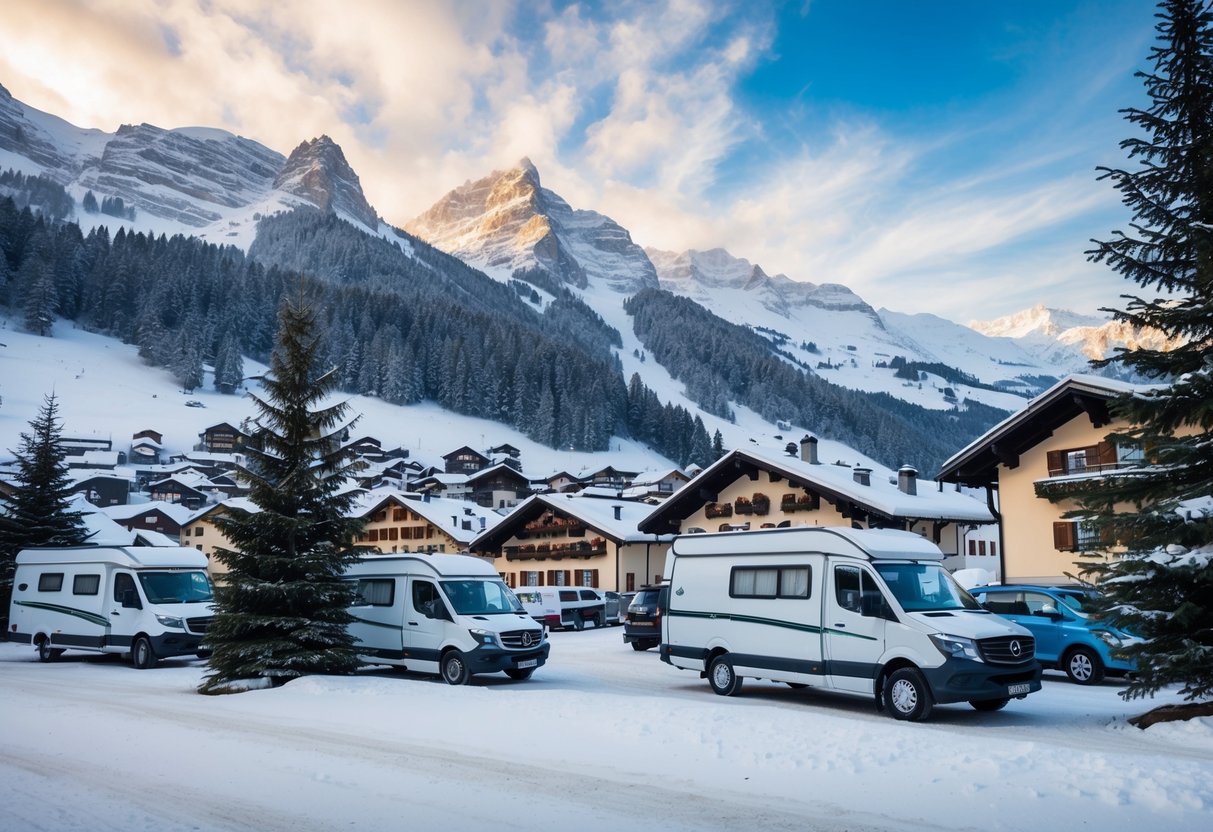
[1053,521,1076,551]
[1046,450,1064,476]
[547,570,555,584]
[591,569,599,587]
[1097,441,1117,467]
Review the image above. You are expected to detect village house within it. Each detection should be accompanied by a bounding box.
[68,470,132,507]
[149,472,229,510]
[349,490,501,556]
[937,374,1154,584]
[638,436,995,575]
[443,445,491,474]
[99,500,195,539]
[470,490,673,592]
[622,468,692,502]
[178,497,260,578]
[466,463,531,509]
[198,422,246,454]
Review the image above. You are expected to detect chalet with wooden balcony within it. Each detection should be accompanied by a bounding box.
[639,436,994,574]
[198,422,246,454]
[470,492,673,591]
[349,490,500,557]
[467,463,531,509]
[443,446,490,475]
[938,374,1152,583]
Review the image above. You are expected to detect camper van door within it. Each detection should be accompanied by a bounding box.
[108,570,143,645]
[405,577,447,668]
[824,560,888,694]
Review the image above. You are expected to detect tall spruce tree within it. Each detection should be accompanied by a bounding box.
[200,294,366,693]
[0,392,89,626]
[1078,0,1213,724]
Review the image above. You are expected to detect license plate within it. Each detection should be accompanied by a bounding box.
[517,659,538,669]
[1008,683,1031,695]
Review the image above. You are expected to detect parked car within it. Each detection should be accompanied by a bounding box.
[969,584,1137,684]
[623,585,668,651]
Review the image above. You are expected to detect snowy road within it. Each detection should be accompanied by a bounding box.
[2,628,1211,831]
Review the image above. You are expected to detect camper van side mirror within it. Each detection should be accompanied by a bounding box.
[121,590,142,610]
[422,599,450,621]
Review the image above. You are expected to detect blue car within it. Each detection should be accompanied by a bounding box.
[969,584,1137,684]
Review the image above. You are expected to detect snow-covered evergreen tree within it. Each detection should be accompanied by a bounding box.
[1077,0,1213,723]
[0,393,89,626]
[199,294,366,693]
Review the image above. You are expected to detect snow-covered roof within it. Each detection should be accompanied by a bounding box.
[98,500,196,526]
[472,491,673,552]
[640,444,993,534]
[349,488,502,545]
[938,373,1156,486]
[182,497,261,525]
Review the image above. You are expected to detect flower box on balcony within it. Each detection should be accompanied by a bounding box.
[752,494,770,516]
[706,503,733,519]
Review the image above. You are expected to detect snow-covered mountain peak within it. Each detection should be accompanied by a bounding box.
[968,303,1106,339]
[273,135,378,230]
[406,159,657,293]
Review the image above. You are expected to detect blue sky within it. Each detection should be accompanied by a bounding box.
[0,0,1159,321]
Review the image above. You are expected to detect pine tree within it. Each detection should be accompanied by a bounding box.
[0,393,89,626]
[200,294,367,693]
[1077,0,1213,724]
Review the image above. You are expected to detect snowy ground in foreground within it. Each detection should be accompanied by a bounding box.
[1,629,1210,832]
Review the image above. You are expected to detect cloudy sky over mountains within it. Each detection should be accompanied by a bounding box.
[1,0,1155,319]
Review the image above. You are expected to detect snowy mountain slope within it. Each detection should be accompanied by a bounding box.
[640,247,1043,411]
[405,159,658,294]
[0,312,889,486]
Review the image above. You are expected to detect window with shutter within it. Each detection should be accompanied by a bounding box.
[1053,521,1076,551]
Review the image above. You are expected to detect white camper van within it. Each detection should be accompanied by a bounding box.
[661,527,1042,721]
[513,586,610,630]
[7,546,215,668]
[346,553,549,684]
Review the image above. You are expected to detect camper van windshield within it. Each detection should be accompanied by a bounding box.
[873,564,979,613]
[441,580,525,616]
[137,571,213,604]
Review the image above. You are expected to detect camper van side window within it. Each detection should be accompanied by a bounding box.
[73,574,101,596]
[730,566,811,599]
[353,579,394,606]
[38,573,64,592]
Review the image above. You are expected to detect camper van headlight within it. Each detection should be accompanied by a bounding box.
[469,628,499,647]
[155,614,185,630]
[930,634,982,662]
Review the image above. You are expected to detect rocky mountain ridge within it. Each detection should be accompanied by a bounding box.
[406,159,658,294]
[0,83,377,235]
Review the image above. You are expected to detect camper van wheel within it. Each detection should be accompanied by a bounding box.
[36,639,62,662]
[883,667,932,721]
[131,636,158,670]
[504,668,534,681]
[707,655,744,696]
[630,641,650,652]
[441,650,470,685]
[969,697,1009,712]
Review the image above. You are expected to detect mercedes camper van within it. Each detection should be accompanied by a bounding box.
[346,553,549,684]
[661,527,1042,721]
[7,546,215,668]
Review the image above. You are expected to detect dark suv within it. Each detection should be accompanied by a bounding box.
[623,585,668,651]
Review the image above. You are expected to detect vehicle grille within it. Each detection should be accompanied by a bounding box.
[186,616,213,635]
[500,629,543,650]
[979,635,1035,665]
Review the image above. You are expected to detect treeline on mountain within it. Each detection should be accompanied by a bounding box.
[625,288,1009,475]
[0,169,73,222]
[0,200,716,466]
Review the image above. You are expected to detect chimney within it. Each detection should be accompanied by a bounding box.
[613,505,622,521]
[853,467,871,487]
[800,435,819,464]
[898,465,918,496]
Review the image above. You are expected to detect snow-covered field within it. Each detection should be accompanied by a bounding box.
[2,628,1210,832]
